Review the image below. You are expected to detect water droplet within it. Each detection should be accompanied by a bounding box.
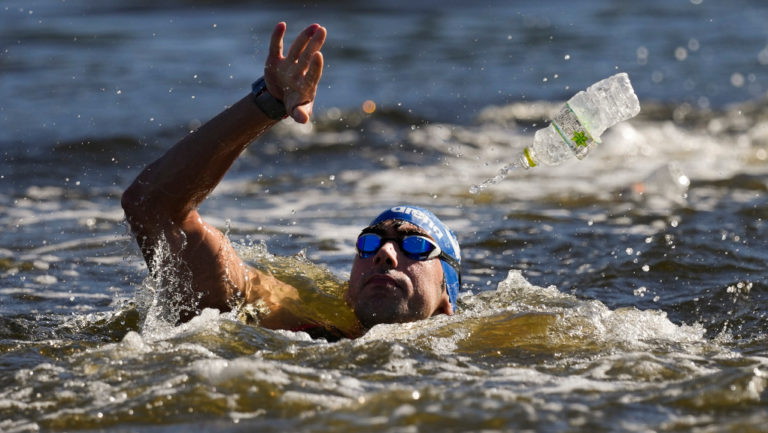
[730,72,745,88]
[674,46,688,61]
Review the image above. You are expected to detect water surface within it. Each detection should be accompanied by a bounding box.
[1,1,767,431]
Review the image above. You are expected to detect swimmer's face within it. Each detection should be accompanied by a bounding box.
[347,220,452,329]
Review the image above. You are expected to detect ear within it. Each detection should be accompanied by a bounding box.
[433,292,453,316]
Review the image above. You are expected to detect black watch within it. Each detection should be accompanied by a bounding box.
[251,77,288,120]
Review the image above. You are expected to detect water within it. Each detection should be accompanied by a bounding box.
[2,0,768,431]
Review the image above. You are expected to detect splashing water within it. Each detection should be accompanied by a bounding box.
[469,160,526,194]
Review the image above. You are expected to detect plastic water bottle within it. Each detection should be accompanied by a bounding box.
[519,72,641,168]
[469,73,641,194]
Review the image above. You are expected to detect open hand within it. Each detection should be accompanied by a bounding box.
[264,22,326,124]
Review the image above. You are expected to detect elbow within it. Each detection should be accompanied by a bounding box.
[121,176,190,231]
[121,179,148,230]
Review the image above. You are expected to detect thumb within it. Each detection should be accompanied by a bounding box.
[291,101,313,124]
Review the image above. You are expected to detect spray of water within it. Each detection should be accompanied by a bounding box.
[469,160,526,194]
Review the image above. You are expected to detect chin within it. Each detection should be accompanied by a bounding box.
[354,299,433,329]
[353,300,405,329]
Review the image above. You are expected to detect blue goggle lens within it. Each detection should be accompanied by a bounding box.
[356,233,440,261]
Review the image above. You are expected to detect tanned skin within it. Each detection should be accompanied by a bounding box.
[122,22,451,335]
[122,23,327,329]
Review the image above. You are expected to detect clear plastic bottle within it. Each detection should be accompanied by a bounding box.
[520,72,641,168]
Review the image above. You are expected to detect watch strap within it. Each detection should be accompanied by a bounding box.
[251,77,288,120]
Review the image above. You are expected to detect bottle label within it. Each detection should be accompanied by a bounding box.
[552,104,597,159]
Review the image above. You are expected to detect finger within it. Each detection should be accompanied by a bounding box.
[268,22,286,62]
[285,53,322,114]
[286,23,320,62]
[288,53,323,123]
[292,102,313,124]
[298,26,327,70]
[305,51,324,86]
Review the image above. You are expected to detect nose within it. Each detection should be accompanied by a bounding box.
[373,240,399,268]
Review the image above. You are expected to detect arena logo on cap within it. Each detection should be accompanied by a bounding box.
[390,206,445,240]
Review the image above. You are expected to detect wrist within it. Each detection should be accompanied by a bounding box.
[251,77,288,120]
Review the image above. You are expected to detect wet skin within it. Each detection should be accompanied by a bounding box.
[347,220,452,329]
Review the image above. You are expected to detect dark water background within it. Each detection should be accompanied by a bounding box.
[1,0,768,431]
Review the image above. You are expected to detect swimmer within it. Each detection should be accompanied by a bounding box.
[121,22,461,339]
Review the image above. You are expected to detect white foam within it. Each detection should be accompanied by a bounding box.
[491,269,710,351]
[280,390,352,409]
[120,330,151,353]
[190,357,291,386]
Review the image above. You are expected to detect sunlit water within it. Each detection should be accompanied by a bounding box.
[2,1,768,431]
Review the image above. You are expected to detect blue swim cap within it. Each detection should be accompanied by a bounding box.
[369,205,462,311]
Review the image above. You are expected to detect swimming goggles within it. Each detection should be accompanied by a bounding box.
[356,232,455,266]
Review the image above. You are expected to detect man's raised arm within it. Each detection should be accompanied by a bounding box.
[121,22,326,322]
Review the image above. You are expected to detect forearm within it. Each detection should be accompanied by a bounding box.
[119,22,326,324]
[123,20,326,224]
[123,94,280,223]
